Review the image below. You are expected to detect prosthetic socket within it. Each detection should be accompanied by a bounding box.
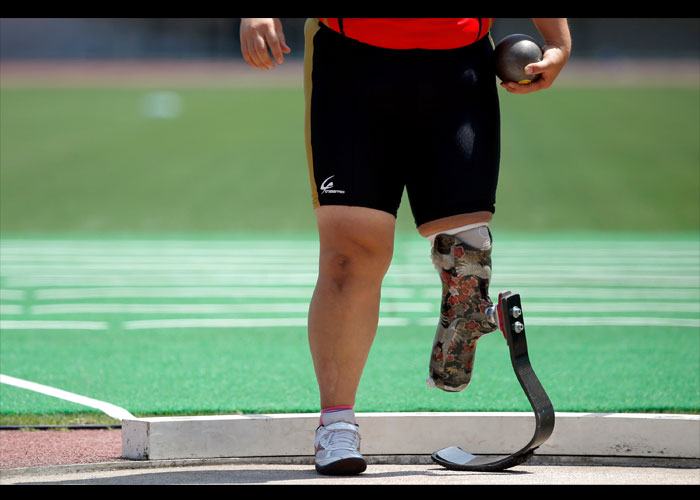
[427,233,499,392]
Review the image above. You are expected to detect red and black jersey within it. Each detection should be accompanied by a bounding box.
[317,18,494,50]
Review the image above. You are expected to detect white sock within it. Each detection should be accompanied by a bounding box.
[320,406,356,426]
[426,222,492,250]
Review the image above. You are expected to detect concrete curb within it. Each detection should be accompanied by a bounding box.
[121,412,700,462]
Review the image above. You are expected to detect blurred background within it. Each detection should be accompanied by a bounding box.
[1,18,698,235]
[2,18,698,61]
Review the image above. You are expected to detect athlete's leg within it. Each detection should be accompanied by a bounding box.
[303,19,407,475]
[309,205,395,409]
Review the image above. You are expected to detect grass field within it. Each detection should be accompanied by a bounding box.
[1,82,698,235]
[0,63,698,424]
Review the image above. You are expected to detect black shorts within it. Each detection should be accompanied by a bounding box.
[304,19,501,227]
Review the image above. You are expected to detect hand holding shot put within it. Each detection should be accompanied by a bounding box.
[498,18,571,94]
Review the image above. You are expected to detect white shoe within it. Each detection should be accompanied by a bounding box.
[314,421,367,475]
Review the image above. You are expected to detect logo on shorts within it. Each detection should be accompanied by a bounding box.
[320,175,346,195]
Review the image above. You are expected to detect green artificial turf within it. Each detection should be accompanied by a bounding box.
[1,323,697,417]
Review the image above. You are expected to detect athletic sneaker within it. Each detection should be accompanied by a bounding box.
[314,421,367,475]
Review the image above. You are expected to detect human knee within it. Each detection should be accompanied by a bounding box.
[319,240,393,289]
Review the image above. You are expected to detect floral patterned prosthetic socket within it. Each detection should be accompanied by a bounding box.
[427,233,499,392]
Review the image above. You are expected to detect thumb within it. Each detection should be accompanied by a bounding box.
[525,58,550,75]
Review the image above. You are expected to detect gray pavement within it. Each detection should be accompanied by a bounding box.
[2,457,699,485]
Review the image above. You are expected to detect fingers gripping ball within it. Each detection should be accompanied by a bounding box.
[427,234,499,392]
[494,34,543,85]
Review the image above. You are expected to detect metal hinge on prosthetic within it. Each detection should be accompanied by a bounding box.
[427,234,499,392]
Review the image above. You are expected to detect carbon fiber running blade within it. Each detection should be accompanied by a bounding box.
[431,446,532,472]
[431,291,555,472]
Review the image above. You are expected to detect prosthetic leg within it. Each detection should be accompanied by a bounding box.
[426,233,499,392]
[427,233,555,472]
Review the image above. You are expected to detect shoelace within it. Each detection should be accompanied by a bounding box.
[319,423,360,451]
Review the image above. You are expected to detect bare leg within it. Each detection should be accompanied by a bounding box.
[308,206,396,409]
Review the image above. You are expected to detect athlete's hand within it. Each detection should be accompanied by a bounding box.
[240,18,291,70]
[500,44,569,94]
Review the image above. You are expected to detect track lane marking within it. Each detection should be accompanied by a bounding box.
[0,374,134,420]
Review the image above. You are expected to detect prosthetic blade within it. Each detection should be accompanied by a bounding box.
[431,291,555,472]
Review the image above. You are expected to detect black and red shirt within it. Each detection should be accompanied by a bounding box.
[318,18,494,50]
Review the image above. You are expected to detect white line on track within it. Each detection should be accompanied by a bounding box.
[31,286,413,300]
[523,317,700,328]
[0,289,25,301]
[519,302,700,313]
[4,273,698,288]
[23,301,699,315]
[33,286,314,300]
[3,316,697,330]
[29,301,436,315]
[0,374,134,420]
[27,286,700,302]
[418,287,700,301]
[0,305,23,315]
[2,262,698,273]
[416,317,700,328]
[2,255,699,266]
[0,320,108,330]
[122,317,411,330]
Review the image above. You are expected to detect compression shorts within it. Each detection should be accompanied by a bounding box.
[304,19,501,226]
